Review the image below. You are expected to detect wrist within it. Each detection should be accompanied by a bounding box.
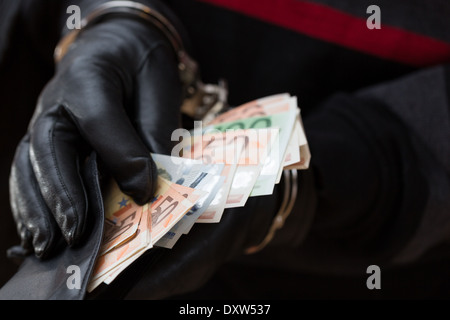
[244,170,299,254]
[59,0,189,42]
[244,168,317,254]
[55,1,198,99]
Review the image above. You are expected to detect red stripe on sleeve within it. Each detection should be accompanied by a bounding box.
[199,0,450,67]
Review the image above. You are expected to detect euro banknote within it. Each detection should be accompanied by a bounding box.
[88,93,310,291]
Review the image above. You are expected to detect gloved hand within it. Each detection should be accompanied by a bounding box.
[9,15,183,259]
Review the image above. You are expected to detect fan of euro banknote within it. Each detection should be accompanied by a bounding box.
[87,93,311,291]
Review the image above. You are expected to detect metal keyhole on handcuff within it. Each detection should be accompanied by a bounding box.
[180,79,230,124]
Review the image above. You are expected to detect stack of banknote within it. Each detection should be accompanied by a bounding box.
[87,93,310,291]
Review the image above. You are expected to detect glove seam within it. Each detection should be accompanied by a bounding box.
[48,112,81,245]
[134,40,174,75]
[58,104,91,241]
[23,136,57,257]
[28,155,56,257]
[9,159,33,252]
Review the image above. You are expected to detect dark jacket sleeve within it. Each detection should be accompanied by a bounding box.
[0,0,191,288]
[355,65,450,265]
[260,65,450,275]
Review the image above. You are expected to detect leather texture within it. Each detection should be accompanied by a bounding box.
[8,16,183,260]
[0,153,104,300]
[0,153,283,300]
[2,8,287,300]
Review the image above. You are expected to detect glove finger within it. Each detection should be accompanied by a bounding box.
[41,62,158,206]
[9,136,58,258]
[29,107,89,246]
[134,42,183,155]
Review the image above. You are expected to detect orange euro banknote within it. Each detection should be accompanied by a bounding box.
[150,177,195,245]
[88,177,196,291]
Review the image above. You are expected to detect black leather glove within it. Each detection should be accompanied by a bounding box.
[9,14,183,259]
[6,1,313,301]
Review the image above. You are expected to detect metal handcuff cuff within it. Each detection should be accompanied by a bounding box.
[54,0,227,121]
[54,1,298,255]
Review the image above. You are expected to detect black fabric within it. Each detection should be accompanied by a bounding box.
[0,1,56,286]
[229,89,429,272]
[165,0,417,115]
[171,86,444,299]
[169,255,450,300]
[315,0,450,43]
[0,0,449,299]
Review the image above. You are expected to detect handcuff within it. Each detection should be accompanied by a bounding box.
[54,0,229,122]
[245,169,298,254]
[54,0,297,255]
